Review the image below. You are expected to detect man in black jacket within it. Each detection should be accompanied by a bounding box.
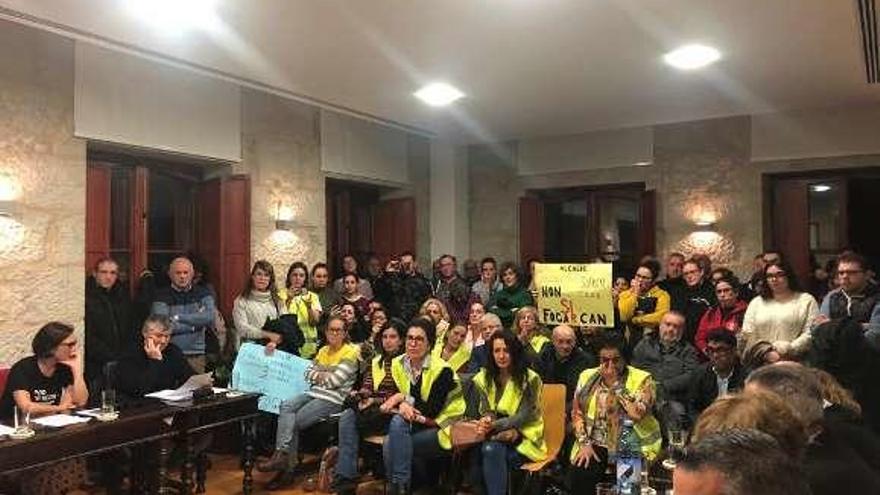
[677,259,716,346]
[688,329,745,420]
[537,325,594,413]
[85,258,133,394]
[116,315,194,400]
[374,252,432,322]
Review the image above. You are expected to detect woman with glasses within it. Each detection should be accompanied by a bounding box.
[569,333,661,494]
[618,260,671,353]
[468,330,548,495]
[257,316,360,490]
[740,260,818,359]
[381,319,466,495]
[694,275,748,356]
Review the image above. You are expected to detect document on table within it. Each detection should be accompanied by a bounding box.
[0,424,15,436]
[145,373,214,401]
[31,414,92,427]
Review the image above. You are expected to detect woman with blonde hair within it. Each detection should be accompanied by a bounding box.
[431,323,471,375]
[810,368,862,420]
[693,390,807,459]
[512,306,550,367]
[419,297,451,338]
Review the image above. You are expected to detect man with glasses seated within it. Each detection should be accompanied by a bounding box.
[814,252,880,348]
[687,329,745,420]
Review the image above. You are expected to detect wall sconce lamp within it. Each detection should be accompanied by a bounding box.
[275,218,296,231]
[274,201,296,232]
[0,199,19,218]
[694,220,716,231]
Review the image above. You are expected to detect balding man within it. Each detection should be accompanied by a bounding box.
[467,313,504,374]
[151,257,216,372]
[537,325,594,412]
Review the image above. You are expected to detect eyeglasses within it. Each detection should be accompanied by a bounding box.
[765,272,787,280]
[327,327,345,334]
[406,335,427,343]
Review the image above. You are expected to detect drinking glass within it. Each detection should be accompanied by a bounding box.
[101,389,117,415]
[12,405,34,438]
[663,429,687,470]
[596,482,618,495]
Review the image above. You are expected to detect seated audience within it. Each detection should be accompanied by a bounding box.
[432,254,472,325]
[512,306,551,368]
[333,254,374,299]
[85,257,133,393]
[116,315,195,399]
[1,321,88,418]
[632,311,698,429]
[338,301,370,344]
[311,262,341,332]
[676,259,716,345]
[257,316,360,489]
[419,297,452,338]
[374,252,432,323]
[694,274,747,356]
[432,323,471,375]
[468,331,547,495]
[152,256,216,372]
[745,363,880,494]
[569,334,661,494]
[688,329,746,419]
[740,259,818,360]
[368,306,389,345]
[537,324,593,414]
[381,319,466,495]
[464,301,487,349]
[468,313,504,374]
[339,273,370,324]
[471,257,502,306]
[617,259,670,353]
[233,260,285,349]
[674,429,811,495]
[488,262,534,330]
[333,321,405,495]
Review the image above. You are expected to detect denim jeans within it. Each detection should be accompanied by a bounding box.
[275,393,341,461]
[470,440,526,495]
[383,415,446,486]
[336,408,360,480]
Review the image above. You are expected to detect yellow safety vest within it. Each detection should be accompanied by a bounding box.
[313,343,360,367]
[431,341,471,374]
[570,366,662,462]
[472,369,549,462]
[529,334,551,355]
[278,288,321,359]
[390,355,466,450]
[371,355,390,392]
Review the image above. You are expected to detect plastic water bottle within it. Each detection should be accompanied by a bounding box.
[617,418,642,495]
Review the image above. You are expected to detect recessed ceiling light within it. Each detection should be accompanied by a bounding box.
[811,184,832,192]
[127,0,219,33]
[414,83,465,107]
[663,44,722,70]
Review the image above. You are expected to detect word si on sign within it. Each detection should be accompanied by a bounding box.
[231,343,311,414]
[534,263,615,327]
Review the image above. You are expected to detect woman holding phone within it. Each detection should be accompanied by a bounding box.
[280,262,323,358]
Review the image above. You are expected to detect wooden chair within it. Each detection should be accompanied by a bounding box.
[520,384,567,476]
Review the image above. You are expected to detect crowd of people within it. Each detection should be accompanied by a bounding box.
[1,248,880,494]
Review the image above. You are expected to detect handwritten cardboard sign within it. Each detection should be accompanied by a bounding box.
[534,263,615,328]
[231,343,311,414]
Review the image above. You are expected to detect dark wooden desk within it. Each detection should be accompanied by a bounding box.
[0,392,260,494]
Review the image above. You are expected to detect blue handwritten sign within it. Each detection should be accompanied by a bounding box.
[231,343,311,414]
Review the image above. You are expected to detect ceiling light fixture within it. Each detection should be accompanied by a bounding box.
[414,83,465,107]
[663,44,722,70]
[811,184,832,193]
[126,0,220,33]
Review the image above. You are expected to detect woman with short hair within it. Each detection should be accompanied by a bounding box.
[488,262,534,330]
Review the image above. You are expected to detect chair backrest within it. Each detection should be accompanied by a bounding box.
[540,383,567,461]
[0,367,9,398]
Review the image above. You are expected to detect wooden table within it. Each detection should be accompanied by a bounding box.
[0,392,260,494]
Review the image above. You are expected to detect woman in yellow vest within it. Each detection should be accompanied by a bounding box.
[432,323,471,375]
[334,320,405,495]
[379,318,465,495]
[257,316,360,490]
[419,298,451,340]
[569,333,661,493]
[469,330,548,495]
[512,306,551,368]
[279,261,323,359]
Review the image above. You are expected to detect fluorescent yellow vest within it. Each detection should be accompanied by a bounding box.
[529,334,551,355]
[278,288,321,359]
[390,355,466,450]
[371,355,388,392]
[431,341,471,373]
[472,369,549,462]
[570,366,662,461]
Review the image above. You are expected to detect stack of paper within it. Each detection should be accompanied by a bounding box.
[145,373,214,402]
[31,414,92,427]
[0,424,15,436]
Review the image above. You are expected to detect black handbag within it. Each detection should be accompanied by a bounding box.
[262,313,305,355]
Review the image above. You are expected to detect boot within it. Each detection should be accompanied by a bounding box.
[257,450,289,473]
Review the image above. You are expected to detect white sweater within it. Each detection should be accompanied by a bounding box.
[741,292,818,357]
[232,291,284,345]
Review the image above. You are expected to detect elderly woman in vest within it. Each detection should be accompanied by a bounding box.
[469,330,548,495]
[333,320,406,495]
[512,306,550,369]
[432,323,471,375]
[257,315,360,490]
[569,334,661,494]
[380,318,466,495]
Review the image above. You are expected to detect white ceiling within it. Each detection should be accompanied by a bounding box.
[1,0,877,142]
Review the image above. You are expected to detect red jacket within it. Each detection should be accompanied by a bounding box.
[694,300,748,354]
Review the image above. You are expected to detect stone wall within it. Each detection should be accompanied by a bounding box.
[0,23,87,365]
[468,143,520,265]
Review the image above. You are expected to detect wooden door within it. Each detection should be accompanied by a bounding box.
[519,196,545,266]
[771,178,810,285]
[85,165,111,271]
[372,197,416,263]
[638,189,657,259]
